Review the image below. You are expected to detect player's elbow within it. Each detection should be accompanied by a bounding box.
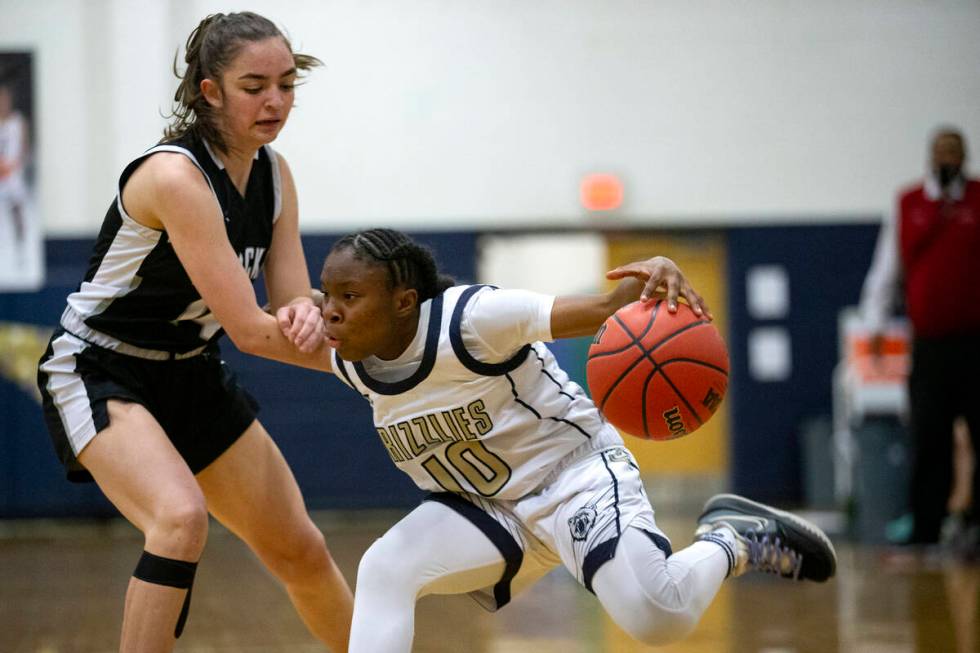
[227,329,267,357]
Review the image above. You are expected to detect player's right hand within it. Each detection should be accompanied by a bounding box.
[277,301,327,353]
[607,256,713,320]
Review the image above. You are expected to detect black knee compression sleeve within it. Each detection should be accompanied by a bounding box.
[133,550,199,638]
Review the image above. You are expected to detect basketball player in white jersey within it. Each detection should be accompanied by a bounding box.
[36,13,351,653]
[299,228,837,651]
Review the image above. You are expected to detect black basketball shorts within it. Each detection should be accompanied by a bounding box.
[37,330,259,482]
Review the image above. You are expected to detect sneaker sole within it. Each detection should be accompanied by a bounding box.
[702,493,838,581]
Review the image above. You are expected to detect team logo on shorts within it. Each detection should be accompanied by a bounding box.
[605,447,630,463]
[569,505,598,541]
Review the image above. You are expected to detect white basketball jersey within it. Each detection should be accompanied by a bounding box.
[332,284,623,500]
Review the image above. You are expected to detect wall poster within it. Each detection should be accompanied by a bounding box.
[0,52,40,290]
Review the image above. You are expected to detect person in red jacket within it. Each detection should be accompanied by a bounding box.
[860,126,980,546]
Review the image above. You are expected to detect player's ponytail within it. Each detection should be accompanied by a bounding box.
[331,228,455,302]
[164,11,321,152]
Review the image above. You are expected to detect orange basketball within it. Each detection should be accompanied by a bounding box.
[587,300,729,440]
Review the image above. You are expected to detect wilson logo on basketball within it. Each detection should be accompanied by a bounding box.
[662,406,686,437]
[702,387,722,412]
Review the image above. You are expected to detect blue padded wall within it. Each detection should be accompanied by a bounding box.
[725,224,879,503]
[2,224,885,515]
[1,239,117,517]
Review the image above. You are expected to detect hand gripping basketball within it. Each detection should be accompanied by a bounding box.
[587,300,729,440]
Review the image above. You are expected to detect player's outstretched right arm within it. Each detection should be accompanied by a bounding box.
[550,256,711,340]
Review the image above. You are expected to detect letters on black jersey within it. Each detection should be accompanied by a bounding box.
[238,247,267,280]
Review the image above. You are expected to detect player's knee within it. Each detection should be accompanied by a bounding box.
[356,536,418,596]
[598,563,699,645]
[262,522,331,584]
[607,593,699,646]
[627,608,699,646]
[356,538,395,587]
[147,497,209,559]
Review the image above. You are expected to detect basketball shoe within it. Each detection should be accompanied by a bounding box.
[694,493,837,582]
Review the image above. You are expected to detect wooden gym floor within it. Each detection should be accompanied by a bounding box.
[1,509,976,653]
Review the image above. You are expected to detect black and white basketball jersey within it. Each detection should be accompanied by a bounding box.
[61,133,281,355]
[332,284,623,501]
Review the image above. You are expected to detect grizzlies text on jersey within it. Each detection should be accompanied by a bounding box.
[332,284,624,500]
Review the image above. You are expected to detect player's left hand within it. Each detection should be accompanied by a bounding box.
[277,300,327,353]
[607,256,713,319]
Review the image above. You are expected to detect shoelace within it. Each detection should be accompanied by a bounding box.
[746,533,803,579]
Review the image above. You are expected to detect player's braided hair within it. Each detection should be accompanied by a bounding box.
[164,11,321,153]
[331,229,456,302]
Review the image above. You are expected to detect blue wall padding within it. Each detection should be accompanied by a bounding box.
[2,223,882,516]
[725,224,879,503]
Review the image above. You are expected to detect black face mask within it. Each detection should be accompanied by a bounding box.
[938,164,961,188]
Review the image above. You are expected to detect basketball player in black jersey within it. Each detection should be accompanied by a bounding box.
[36,13,351,653]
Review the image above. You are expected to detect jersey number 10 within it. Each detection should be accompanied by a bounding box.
[421,441,512,497]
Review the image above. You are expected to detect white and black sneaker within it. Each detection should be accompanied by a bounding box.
[694,493,837,582]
